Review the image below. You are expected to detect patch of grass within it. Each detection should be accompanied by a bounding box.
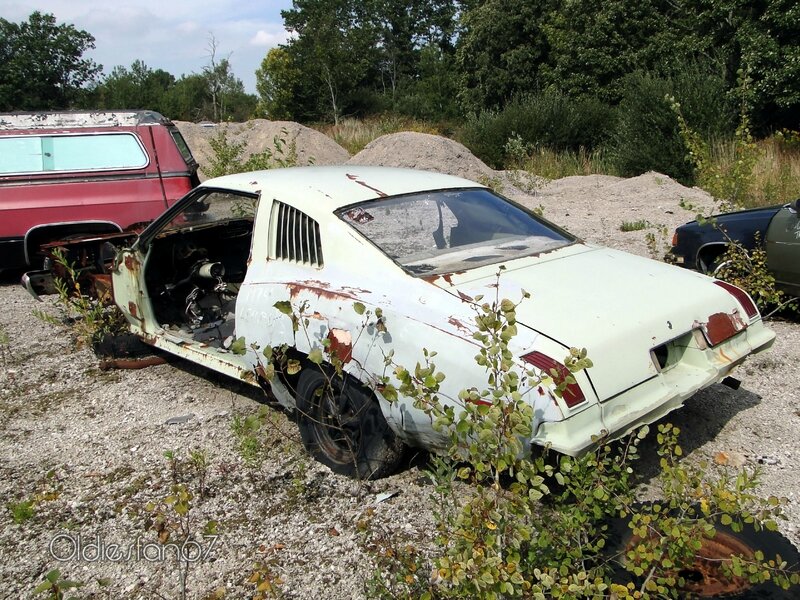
[8,499,35,523]
[519,146,618,179]
[620,219,651,232]
[316,114,446,155]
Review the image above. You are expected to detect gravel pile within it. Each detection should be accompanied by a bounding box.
[1,124,798,599]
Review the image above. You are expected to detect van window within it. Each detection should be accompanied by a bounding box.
[0,133,148,174]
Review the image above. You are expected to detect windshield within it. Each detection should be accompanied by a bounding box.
[338,188,574,275]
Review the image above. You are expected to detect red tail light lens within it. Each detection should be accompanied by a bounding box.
[522,351,586,408]
[713,280,759,320]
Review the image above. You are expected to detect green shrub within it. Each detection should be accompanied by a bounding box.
[459,91,615,168]
[611,66,733,184]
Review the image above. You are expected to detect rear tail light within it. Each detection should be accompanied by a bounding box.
[671,231,678,247]
[713,280,759,320]
[522,351,586,408]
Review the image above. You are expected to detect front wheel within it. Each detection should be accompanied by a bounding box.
[295,367,405,479]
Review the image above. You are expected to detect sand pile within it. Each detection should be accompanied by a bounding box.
[175,119,350,179]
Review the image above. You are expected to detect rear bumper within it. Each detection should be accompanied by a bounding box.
[533,320,775,455]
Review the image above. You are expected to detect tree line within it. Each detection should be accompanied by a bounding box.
[263,0,800,132]
[0,0,800,183]
[0,12,257,122]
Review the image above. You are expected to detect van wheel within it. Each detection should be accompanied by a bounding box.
[295,367,405,479]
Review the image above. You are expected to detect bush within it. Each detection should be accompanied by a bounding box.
[459,91,615,168]
[611,66,734,184]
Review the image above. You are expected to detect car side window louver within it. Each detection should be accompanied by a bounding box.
[273,201,323,267]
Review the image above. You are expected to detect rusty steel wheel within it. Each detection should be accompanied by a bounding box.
[608,507,800,598]
[295,367,405,480]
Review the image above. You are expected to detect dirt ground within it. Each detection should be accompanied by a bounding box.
[1,124,798,599]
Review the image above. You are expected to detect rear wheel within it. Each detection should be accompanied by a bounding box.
[295,367,405,479]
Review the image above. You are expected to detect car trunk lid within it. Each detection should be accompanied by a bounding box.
[426,245,748,401]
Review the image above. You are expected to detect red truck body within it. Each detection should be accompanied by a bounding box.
[0,110,199,271]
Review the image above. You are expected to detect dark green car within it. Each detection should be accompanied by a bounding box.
[670,199,800,296]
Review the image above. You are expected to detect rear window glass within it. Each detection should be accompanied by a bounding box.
[339,188,574,275]
[0,133,148,174]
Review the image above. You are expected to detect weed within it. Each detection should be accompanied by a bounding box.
[368,286,799,598]
[714,232,796,315]
[249,561,284,599]
[202,127,300,179]
[8,499,35,523]
[0,324,10,365]
[33,569,83,600]
[33,248,128,350]
[620,219,651,232]
[317,114,445,155]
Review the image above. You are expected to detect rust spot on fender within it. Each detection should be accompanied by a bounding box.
[327,329,353,364]
[345,173,388,197]
[128,301,139,319]
[286,279,369,302]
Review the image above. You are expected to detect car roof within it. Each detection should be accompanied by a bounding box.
[200,166,484,214]
[0,110,171,130]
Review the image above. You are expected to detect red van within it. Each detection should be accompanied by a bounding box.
[0,110,199,271]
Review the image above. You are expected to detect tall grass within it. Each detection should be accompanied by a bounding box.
[724,135,800,207]
[315,114,448,155]
[519,147,618,179]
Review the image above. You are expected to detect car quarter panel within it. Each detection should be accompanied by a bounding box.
[766,205,800,295]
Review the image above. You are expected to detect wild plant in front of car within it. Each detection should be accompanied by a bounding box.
[365,285,799,599]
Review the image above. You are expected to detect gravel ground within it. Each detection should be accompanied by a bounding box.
[1,130,798,599]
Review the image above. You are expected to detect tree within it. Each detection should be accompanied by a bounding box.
[94,60,175,111]
[0,11,101,110]
[281,0,379,123]
[256,47,300,120]
[162,74,210,121]
[455,0,554,113]
[202,35,256,122]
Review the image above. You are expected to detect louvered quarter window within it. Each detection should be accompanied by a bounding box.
[273,202,323,267]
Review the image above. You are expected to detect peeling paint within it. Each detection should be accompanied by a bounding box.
[447,316,470,334]
[123,254,140,272]
[345,173,388,197]
[328,328,353,364]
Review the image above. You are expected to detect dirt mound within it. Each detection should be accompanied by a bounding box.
[510,171,717,257]
[176,120,350,180]
[348,131,498,181]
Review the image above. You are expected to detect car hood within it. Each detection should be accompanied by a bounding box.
[428,244,749,400]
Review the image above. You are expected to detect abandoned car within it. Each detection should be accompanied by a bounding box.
[670,199,800,297]
[0,110,199,272]
[24,166,776,478]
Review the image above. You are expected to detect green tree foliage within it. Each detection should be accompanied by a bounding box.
[460,91,614,168]
[0,11,101,110]
[89,42,257,123]
[280,0,379,124]
[260,0,460,123]
[256,47,300,120]
[455,0,554,113]
[93,60,175,110]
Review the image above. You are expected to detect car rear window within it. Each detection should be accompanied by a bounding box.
[0,132,148,174]
[339,188,574,275]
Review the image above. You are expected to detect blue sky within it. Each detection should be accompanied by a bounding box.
[1,1,294,93]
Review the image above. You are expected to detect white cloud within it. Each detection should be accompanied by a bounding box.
[249,29,288,47]
[0,0,293,93]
